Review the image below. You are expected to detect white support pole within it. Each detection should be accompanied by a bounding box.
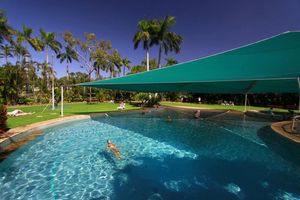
[244,93,248,112]
[51,79,55,110]
[51,55,55,110]
[61,86,64,117]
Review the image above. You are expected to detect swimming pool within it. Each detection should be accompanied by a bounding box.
[0,108,300,200]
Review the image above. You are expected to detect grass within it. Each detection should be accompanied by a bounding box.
[160,101,295,113]
[7,101,298,129]
[7,102,140,128]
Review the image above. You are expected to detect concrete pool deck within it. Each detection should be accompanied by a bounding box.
[271,121,300,144]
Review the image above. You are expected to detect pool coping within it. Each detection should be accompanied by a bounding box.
[271,121,300,144]
[0,115,91,152]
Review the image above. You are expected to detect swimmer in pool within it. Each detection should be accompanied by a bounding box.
[106,140,123,160]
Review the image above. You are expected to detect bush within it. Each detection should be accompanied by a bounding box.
[133,93,161,107]
[0,104,7,132]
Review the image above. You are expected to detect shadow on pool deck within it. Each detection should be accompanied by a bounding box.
[109,155,300,200]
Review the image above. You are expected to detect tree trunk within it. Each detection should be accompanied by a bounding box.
[158,42,162,69]
[66,60,69,81]
[123,66,125,76]
[146,48,150,71]
[46,46,49,64]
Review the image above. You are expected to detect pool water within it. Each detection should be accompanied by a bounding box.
[0,108,300,200]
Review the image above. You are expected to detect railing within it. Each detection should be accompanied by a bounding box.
[291,115,300,133]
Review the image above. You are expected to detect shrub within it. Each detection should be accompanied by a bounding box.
[0,104,7,132]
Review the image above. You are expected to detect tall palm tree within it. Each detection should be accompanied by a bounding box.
[57,45,78,80]
[151,16,182,68]
[121,57,131,76]
[133,20,155,71]
[40,29,62,64]
[0,44,13,64]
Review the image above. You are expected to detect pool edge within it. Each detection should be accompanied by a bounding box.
[271,121,300,144]
[0,115,91,151]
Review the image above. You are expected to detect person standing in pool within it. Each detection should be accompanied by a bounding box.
[106,140,123,160]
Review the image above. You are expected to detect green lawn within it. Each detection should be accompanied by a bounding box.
[7,102,140,128]
[160,101,294,113]
[7,101,297,129]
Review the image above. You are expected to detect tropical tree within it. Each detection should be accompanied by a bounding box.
[151,16,182,68]
[37,61,55,92]
[141,58,158,70]
[17,25,44,52]
[0,44,13,64]
[0,10,15,44]
[24,59,39,102]
[57,45,78,80]
[0,64,23,104]
[40,29,61,63]
[133,20,156,71]
[108,49,122,78]
[92,47,110,80]
[129,65,145,74]
[121,57,131,76]
[165,57,178,66]
[13,44,29,63]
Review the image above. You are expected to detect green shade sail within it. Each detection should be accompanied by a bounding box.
[79,31,300,94]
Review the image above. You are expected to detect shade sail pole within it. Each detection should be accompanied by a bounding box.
[243,81,256,113]
[244,93,248,112]
[61,86,64,117]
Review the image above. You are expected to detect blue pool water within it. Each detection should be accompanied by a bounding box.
[0,108,300,200]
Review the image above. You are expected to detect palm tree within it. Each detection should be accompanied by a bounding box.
[133,20,156,71]
[17,25,44,52]
[57,45,78,80]
[0,11,15,44]
[24,60,39,102]
[121,57,131,76]
[151,16,182,68]
[13,44,28,63]
[40,29,62,64]
[0,44,13,64]
[109,50,122,78]
[37,61,55,92]
[129,65,145,74]
[165,57,178,66]
[141,58,158,70]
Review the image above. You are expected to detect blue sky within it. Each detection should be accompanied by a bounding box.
[1,0,300,77]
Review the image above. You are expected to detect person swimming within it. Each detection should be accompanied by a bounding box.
[106,140,123,160]
[166,115,172,122]
[194,110,201,119]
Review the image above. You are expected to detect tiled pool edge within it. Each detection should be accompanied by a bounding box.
[0,115,91,152]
